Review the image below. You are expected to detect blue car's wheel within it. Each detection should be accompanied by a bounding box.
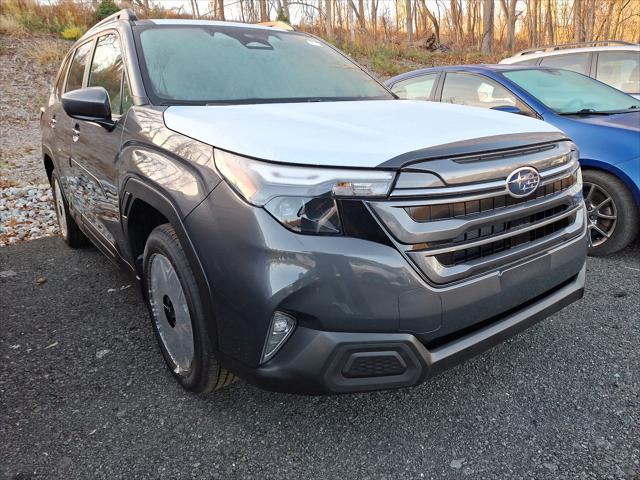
[583,170,639,256]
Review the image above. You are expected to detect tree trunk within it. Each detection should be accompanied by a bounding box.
[574,0,584,42]
[420,0,440,44]
[499,0,517,52]
[545,0,554,44]
[348,0,366,31]
[371,0,379,33]
[358,0,366,30]
[481,0,494,53]
[259,0,268,22]
[325,0,333,38]
[406,0,413,44]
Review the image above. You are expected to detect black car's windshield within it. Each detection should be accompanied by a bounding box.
[134,24,392,105]
[503,68,640,114]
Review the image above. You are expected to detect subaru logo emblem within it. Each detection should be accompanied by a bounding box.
[506,167,540,198]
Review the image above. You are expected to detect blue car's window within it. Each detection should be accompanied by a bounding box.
[391,74,438,100]
[135,25,392,104]
[504,69,640,114]
[439,72,536,117]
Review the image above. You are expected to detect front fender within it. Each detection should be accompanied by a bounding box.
[580,157,640,208]
[121,177,220,351]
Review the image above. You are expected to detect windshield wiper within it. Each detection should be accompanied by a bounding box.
[559,108,613,116]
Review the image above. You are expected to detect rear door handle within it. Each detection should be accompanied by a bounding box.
[72,124,80,142]
[49,115,57,128]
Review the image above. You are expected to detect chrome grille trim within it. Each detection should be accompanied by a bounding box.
[373,176,581,245]
[408,215,585,284]
[410,204,581,256]
[389,159,579,199]
[368,141,585,285]
[399,141,574,189]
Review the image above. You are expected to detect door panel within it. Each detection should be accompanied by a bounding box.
[57,41,94,203]
[70,32,129,258]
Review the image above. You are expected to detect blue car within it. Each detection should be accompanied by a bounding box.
[386,65,640,255]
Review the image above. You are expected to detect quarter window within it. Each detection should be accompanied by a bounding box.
[441,72,534,116]
[65,42,93,92]
[88,33,125,115]
[391,74,438,100]
[539,53,590,74]
[596,51,640,94]
[54,55,71,98]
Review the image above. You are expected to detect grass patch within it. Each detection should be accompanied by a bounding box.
[0,14,26,36]
[26,42,67,68]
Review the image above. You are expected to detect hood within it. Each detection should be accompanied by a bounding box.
[551,111,640,165]
[570,111,640,132]
[163,100,560,168]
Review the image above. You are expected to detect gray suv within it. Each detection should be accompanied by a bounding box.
[41,10,588,394]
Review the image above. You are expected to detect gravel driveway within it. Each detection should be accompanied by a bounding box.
[1,237,638,479]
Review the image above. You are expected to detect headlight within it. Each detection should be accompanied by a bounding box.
[214,149,395,234]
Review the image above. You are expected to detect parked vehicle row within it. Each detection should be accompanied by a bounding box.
[499,40,640,99]
[387,64,640,256]
[40,10,639,396]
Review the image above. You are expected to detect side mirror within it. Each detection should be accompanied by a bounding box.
[62,87,115,129]
[491,105,523,115]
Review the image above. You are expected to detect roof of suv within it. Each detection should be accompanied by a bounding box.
[500,41,639,64]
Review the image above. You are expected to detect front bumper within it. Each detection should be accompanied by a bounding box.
[239,265,585,394]
[185,181,587,393]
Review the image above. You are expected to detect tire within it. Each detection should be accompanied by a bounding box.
[51,170,86,248]
[582,169,639,256]
[142,224,235,393]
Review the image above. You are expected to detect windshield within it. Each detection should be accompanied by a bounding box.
[134,24,392,105]
[503,68,640,114]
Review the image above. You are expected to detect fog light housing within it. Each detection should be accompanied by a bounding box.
[261,311,296,363]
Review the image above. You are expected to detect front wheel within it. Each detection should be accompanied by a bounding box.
[142,224,235,393]
[582,169,639,256]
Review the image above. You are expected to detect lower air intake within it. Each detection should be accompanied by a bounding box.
[342,351,407,378]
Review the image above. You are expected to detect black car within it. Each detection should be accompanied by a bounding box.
[40,10,587,395]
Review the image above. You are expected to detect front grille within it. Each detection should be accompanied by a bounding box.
[406,173,577,222]
[368,141,585,284]
[435,210,574,267]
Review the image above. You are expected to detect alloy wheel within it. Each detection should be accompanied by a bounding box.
[583,181,617,247]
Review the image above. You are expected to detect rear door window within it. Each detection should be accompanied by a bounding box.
[539,53,590,74]
[88,33,125,115]
[65,41,93,92]
[596,51,640,94]
[391,74,438,100]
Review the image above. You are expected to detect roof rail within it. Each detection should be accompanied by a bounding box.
[87,8,137,33]
[516,40,638,56]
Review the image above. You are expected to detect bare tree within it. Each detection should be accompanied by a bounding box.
[545,0,554,44]
[481,0,493,52]
[325,0,333,38]
[405,0,414,43]
[259,0,268,22]
[499,0,518,52]
[347,0,366,31]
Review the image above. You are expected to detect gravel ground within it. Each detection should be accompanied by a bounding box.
[0,35,69,246]
[1,237,638,479]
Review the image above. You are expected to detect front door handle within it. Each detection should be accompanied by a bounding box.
[72,124,80,143]
[49,115,57,129]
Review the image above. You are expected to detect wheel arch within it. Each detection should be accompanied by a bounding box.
[42,145,56,183]
[580,159,640,209]
[122,177,220,350]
